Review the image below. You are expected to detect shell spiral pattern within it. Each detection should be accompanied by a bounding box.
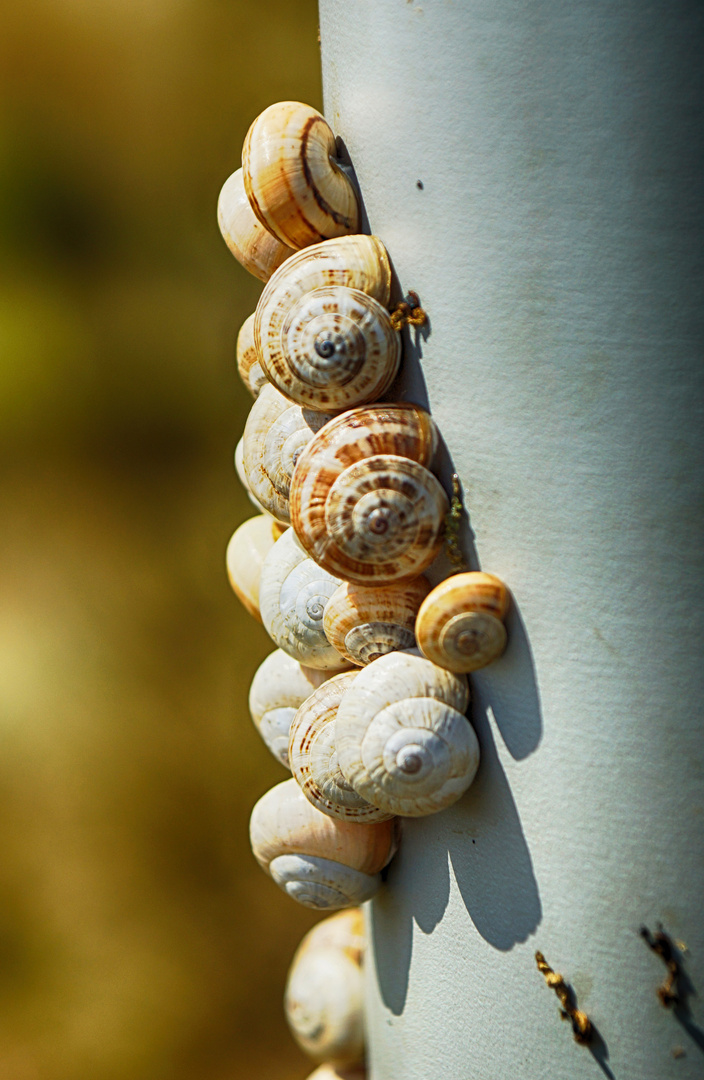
[242,101,360,249]
[249,778,397,909]
[242,384,333,524]
[217,167,295,282]
[323,578,432,666]
[416,572,510,672]
[254,235,394,411]
[288,672,394,823]
[259,528,350,670]
[290,404,448,584]
[335,649,479,817]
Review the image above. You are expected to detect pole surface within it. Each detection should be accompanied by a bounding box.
[319,2,704,1078]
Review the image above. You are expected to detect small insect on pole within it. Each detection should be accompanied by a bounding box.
[319,2,704,1078]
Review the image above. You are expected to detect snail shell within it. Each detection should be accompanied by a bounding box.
[217,167,295,282]
[289,672,394,823]
[305,1068,367,1080]
[249,778,398,909]
[242,384,333,524]
[323,577,432,666]
[259,528,350,670]
[290,404,449,585]
[225,515,284,621]
[416,572,510,672]
[335,649,479,817]
[254,235,396,411]
[236,312,267,398]
[234,436,268,515]
[248,649,329,767]
[242,101,359,249]
[285,908,365,1066]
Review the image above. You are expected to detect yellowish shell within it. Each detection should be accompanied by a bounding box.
[236,313,267,398]
[254,235,394,411]
[242,101,359,249]
[234,436,268,515]
[248,649,330,767]
[305,1067,367,1080]
[225,514,284,621]
[416,572,510,672]
[242,384,333,524]
[323,577,432,666]
[289,672,394,823]
[290,404,448,584]
[249,778,398,909]
[217,167,295,282]
[285,909,365,1066]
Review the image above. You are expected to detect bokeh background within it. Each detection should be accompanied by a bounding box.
[0,2,326,1077]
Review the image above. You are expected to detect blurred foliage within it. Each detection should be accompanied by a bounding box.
[0,2,327,1078]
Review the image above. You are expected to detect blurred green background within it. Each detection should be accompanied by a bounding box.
[0,2,326,1077]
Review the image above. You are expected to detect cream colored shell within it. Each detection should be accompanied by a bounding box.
[254,235,395,411]
[236,312,267,398]
[234,436,268,515]
[242,384,333,524]
[284,908,365,1066]
[259,528,350,670]
[248,649,329,767]
[217,167,295,282]
[416,571,510,672]
[224,515,283,622]
[289,672,394,823]
[305,1067,367,1080]
[335,649,479,817]
[249,778,398,909]
[290,404,448,585]
[242,101,359,249]
[324,577,432,666]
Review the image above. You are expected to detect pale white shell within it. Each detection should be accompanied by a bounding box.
[217,167,295,282]
[323,577,432,666]
[305,1067,366,1080]
[254,235,395,411]
[236,312,267,398]
[290,404,448,584]
[242,384,333,524]
[259,528,350,670]
[416,572,510,672]
[248,649,329,767]
[242,101,359,249]
[225,515,283,622]
[285,908,365,1066]
[249,778,398,909]
[289,672,394,823]
[335,649,479,817]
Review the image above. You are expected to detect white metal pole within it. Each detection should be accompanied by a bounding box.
[319,2,704,1077]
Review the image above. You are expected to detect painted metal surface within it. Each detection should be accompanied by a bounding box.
[319,2,704,1077]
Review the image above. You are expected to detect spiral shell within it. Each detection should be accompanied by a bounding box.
[225,515,283,621]
[323,577,432,666]
[285,909,365,1066]
[217,167,295,282]
[289,672,394,823]
[259,528,350,670]
[416,572,510,672]
[242,384,333,524]
[249,778,397,909]
[290,404,448,585]
[248,649,330,767]
[242,101,359,249]
[335,649,479,817]
[254,235,396,411]
[234,436,267,515]
[236,313,267,398]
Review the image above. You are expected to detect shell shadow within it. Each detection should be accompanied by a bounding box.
[335,137,371,237]
[447,688,542,950]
